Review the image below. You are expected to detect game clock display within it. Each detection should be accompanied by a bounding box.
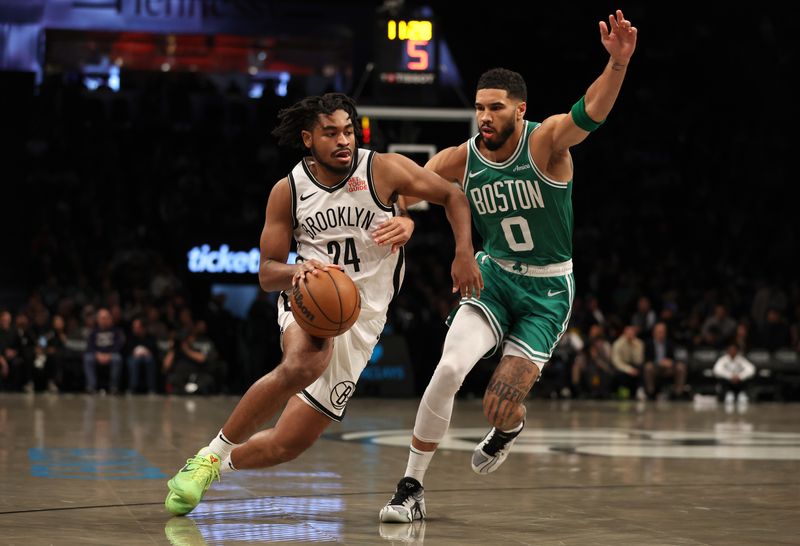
[375,17,437,86]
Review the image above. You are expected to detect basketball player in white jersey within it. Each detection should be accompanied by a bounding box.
[164,93,483,517]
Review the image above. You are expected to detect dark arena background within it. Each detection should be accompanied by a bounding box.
[1,2,798,544]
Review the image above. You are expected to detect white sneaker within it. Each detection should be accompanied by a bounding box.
[737,392,749,405]
[379,478,426,523]
[724,391,735,405]
[471,420,524,475]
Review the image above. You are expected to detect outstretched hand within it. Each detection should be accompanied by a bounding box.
[600,9,637,63]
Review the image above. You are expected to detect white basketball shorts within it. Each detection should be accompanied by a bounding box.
[277,296,386,421]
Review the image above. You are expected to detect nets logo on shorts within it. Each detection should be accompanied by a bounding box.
[330,381,356,409]
[347,176,367,192]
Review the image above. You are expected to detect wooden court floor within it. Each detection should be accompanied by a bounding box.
[1,393,798,545]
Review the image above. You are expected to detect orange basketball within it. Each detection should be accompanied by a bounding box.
[290,268,361,338]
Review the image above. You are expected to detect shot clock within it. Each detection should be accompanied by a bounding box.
[374,15,438,104]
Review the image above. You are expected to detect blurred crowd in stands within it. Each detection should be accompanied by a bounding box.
[2,71,799,402]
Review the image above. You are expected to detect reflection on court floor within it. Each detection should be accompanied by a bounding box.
[181,497,346,543]
[1,394,799,545]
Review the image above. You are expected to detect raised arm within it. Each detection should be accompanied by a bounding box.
[534,9,637,160]
[373,152,482,298]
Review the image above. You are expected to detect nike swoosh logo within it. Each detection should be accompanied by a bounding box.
[547,289,566,297]
[468,168,487,178]
[300,191,318,201]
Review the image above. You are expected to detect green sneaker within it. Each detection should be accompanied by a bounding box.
[165,452,221,516]
[165,490,194,516]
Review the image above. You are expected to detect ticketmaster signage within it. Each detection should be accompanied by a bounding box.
[188,245,296,274]
[188,245,259,274]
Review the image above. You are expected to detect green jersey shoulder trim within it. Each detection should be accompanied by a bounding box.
[527,124,572,188]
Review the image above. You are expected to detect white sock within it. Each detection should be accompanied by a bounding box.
[199,429,239,460]
[403,446,434,485]
[220,454,237,474]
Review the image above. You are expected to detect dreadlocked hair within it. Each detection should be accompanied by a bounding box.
[271,93,361,150]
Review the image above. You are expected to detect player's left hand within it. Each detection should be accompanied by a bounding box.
[451,252,483,299]
[373,216,415,253]
[600,9,637,62]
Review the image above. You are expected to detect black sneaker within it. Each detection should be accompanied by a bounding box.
[379,477,426,523]
[471,420,525,474]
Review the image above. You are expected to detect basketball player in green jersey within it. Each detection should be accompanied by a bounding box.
[380,9,637,523]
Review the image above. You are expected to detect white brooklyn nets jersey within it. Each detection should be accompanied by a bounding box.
[287,148,405,316]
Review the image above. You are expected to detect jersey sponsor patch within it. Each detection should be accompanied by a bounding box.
[348,176,368,192]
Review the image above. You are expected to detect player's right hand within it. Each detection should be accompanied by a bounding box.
[600,9,637,62]
[292,259,342,286]
[451,253,483,299]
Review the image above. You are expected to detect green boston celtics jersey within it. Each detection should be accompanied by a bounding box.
[464,120,573,266]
